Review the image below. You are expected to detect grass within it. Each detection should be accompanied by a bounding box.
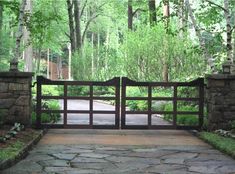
[199,132,235,159]
[0,141,25,160]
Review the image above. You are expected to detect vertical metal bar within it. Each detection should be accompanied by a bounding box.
[148,84,152,128]
[115,77,120,129]
[121,77,126,129]
[36,77,42,129]
[173,85,177,128]
[64,82,67,127]
[89,85,93,127]
[198,79,204,129]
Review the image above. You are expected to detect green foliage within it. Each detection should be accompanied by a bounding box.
[31,99,60,124]
[0,141,24,160]
[122,24,205,81]
[31,85,61,124]
[200,132,235,159]
[163,103,199,126]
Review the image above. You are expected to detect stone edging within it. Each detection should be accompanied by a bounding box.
[0,129,47,170]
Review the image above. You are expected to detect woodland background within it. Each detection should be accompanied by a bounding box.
[0,0,235,82]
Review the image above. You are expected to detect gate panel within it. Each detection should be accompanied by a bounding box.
[36,76,120,129]
[121,77,204,130]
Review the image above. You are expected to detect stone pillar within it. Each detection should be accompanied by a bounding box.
[0,72,33,126]
[206,74,235,130]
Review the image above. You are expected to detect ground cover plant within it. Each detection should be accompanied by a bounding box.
[199,132,235,159]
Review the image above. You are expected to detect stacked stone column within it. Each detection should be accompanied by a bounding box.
[206,74,235,130]
[0,72,33,126]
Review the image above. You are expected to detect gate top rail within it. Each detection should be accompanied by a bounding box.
[37,76,120,86]
[122,77,204,87]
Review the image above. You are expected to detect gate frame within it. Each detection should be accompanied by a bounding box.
[36,76,204,130]
[121,77,204,130]
[36,76,120,129]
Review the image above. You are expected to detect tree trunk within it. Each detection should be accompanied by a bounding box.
[234,14,235,63]
[11,0,26,70]
[148,0,156,26]
[162,0,170,82]
[91,32,94,79]
[105,28,110,71]
[163,0,170,33]
[224,0,233,63]
[178,0,185,37]
[67,43,72,79]
[74,0,82,51]
[0,4,3,50]
[128,0,133,30]
[47,48,50,78]
[185,0,214,71]
[57,55,62,79]
[23,0,33,72]
[67,0,76,53]
[36,49,41,74]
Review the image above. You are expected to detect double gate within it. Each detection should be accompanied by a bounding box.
[36,76,204,130]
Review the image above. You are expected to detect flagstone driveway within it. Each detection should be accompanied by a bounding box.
[2,129,235,174]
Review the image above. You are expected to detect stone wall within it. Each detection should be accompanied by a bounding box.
[0,72,33,126]
[206,74,235,130]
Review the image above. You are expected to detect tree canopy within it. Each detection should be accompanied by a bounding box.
[0,0,235,81]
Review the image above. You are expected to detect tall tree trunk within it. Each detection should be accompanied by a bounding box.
[47,48,50,78]
[148,0,156,26]
[74,0,82,51]
[91,32,94,79]
[36,49,41,74]
[185,0,214,71]
[224,0,233,63]
[162,0,170,82]
[11,0,27,71]
[67,0,76,53]
[57,55,62,79]
[0,4,3,50]
[163,0,170,33]
[128,0,133,30]
[234,14,235,63]
[105,28,110,71]
[178,0,185,37]
[67,43,72,79]
[23,0,33,72]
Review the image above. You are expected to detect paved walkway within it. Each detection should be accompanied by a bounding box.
[2,129,235,174]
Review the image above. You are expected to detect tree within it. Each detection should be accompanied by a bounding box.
[162,0,170,82]
[67,0,76,53]
[10,0,26,71]
[128,0,133,30]
[223,0,233,63]
[185,0,214,71]
[74,0,82,50]
[0,3,3,49]
[148,0,156,26]
[23,0,33,72]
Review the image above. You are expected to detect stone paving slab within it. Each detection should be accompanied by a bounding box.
[1,129,235,174]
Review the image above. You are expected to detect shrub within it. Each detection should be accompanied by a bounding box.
[163,103,199,126]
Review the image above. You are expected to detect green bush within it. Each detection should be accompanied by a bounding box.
[163,103,199,126]
[31,84,62,125]
[126,87,172,111]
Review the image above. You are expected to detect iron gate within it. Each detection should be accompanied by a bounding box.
[36,76,204,130]
[36,76,120,129]
[121,77,204,130]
